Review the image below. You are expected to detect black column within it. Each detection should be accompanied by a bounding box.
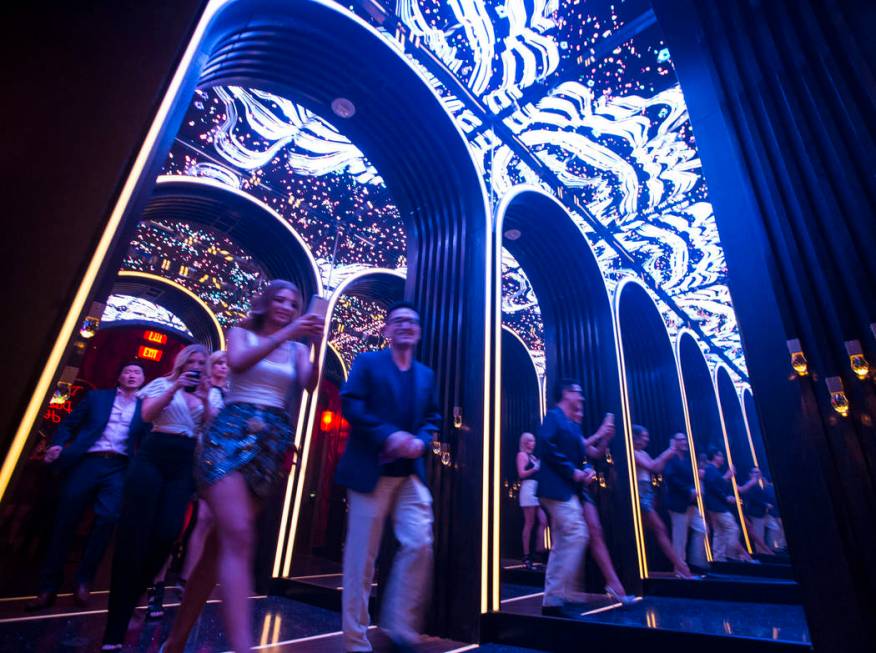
[654,1,876,649]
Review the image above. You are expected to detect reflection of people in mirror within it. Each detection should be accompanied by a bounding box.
[571,408,634,605]
[703,446,751,562]
[516,432,546,570]
[27,363,149,612]
[334,301,441,653]
[536,379,595,616]
[663,433,707,570]
[739,467,774,556]
[633,425,695,578]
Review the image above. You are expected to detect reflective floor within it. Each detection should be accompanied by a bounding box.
[499,591,811,645]
[0,592,544,653]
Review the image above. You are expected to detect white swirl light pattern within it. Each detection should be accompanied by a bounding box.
[365,0,746,377]
[101,294,193,336]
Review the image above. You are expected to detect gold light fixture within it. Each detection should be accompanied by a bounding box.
[79,316,100,339]
[845,340,870,380]
[786,338,808,376]
[826,376,850,417]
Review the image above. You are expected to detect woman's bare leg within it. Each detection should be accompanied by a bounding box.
[521,506,536,557]
[535,508,547,555]
[204,473,259,653]
[583,502,626,596]
[181,499,213,582]
[644,510,692,577]
[163,528,219,653]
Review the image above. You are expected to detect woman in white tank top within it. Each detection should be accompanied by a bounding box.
[164,280,324,653]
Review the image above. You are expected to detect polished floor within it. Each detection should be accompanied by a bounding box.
[0,591,542,653]
[498,591,811,645]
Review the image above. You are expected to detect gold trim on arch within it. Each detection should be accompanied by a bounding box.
[117,270,226,350]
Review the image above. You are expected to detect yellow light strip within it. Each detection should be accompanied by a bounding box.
[117,271,226,350]
[488,222,500,613]
[326,342,349,379]
[713,364,753,554]
[613,278,649,578]
[0,0,229,506]
[481,215,497,613]
[673,329,713,562]
[739,386,761,471]
[276,268,405,578]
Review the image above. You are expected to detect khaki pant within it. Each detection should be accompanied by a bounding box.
[670,506,707,568]
[709,510,740,562]
[541,495,589,607]
[342,476,433,652]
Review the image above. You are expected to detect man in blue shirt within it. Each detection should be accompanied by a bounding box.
[336,302,441,653]
[703,446,741,561]
[663,433,707,569]
[536,379,599,615]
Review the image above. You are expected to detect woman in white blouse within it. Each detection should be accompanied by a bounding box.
[102,344,222,650]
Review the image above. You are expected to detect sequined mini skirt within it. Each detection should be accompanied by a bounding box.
[196,402,294,499]
[638,479,656,513]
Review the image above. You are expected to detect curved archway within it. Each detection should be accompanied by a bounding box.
[495,187,636,595]
[186,3,493,631]
[500,326,542,562]
[281,268,406,583]
[116,271,224,349]
[141,176,323,299]
[715,364,754,553]
[615,278,689,576]
[742,388,771,480]
[677,331,724,459]
[4,6,491,630]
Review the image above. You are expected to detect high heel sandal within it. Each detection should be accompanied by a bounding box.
[605,585,636,607]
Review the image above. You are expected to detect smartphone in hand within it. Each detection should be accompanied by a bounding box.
[307,295,329,319]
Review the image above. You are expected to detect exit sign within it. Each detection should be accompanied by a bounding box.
[144,330,168,345]
[137,345,164,361]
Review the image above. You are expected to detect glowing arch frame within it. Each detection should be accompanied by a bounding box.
[713,362,755,554]
[492,185,623,603]
[272,267,407,578]
[612,276,686,578]
[117,270,226,350]
[674,327,717,562]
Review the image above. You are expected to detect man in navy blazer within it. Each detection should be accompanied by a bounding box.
[336,301,441,653]
[28,362,149,610]
[663,433,707,569]
[536,379,597,615]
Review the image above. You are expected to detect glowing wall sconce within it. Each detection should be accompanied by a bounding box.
[79,316,100,339]
[786,338,808,376]
[826,376,850,417]
[844,340,870,380]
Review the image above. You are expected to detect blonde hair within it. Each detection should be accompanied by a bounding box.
[207,350,229,386]
[240,279,302,332]
[518,432,535,453]
[166,344,209,379]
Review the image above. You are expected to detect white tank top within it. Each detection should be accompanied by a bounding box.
[226,330,298,409]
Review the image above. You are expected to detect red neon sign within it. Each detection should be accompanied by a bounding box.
[137,345,164,361]
[144,330,168,345]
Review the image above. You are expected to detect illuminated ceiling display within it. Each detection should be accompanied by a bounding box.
[101,294,193,336]
[329,295,389,369]
[122,220,267,327]
[156,0,747,379]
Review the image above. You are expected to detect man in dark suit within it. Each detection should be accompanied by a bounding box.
[663,433,707,569]
[336,301,441,653]
[27,362,149,610]
[536,379,598,616]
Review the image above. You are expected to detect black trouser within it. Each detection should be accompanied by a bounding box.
[103,434,196,645]
[38,454,127,593]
